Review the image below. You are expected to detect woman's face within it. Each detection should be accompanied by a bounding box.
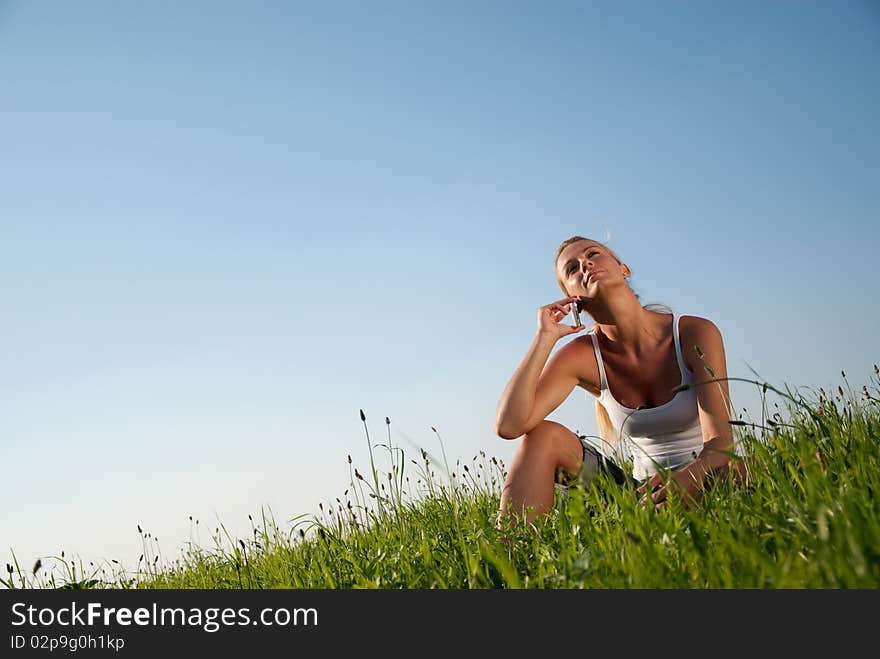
[556,240,630,301]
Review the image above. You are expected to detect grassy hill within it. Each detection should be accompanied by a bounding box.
[6,372,879,589]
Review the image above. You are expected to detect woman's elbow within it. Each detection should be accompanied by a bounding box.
[494,422,522,440]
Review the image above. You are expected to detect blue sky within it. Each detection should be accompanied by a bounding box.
[2,0,878,577]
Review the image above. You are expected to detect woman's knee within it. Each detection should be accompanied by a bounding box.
[518,420,583,475]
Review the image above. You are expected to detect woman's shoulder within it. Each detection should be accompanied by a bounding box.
[678,313,721,336]
[677,314,722,374]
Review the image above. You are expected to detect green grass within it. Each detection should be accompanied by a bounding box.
[5,370,880,589]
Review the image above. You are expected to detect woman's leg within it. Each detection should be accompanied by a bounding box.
[497,420,585,527]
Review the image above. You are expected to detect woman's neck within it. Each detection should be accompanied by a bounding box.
[588,295,664,357]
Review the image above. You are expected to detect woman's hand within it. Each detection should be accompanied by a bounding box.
[537,296,585,341]
[637,461,708,511]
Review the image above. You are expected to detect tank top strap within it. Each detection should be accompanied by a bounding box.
[673,312,690,381]
[588,330,609,391]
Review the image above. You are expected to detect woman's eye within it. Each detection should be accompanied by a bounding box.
[565,251,599,275]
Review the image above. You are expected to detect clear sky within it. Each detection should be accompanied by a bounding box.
[2,1,878,577]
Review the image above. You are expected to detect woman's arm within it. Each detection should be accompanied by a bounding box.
[494,332,581,438]
[690,318,735,452]
[494,297,585,439]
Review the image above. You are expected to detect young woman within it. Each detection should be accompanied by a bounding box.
[494,236,747,525]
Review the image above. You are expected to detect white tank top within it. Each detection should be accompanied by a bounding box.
[588,313,704,481]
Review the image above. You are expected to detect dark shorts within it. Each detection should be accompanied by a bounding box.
[555,435,637,489]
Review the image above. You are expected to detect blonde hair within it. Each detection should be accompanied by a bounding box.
[554,235,672,449]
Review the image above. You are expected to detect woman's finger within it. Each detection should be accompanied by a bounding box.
[652,487,667,506]
[547,306,573,321]
[637,474,662,495]
[548,296,579,307]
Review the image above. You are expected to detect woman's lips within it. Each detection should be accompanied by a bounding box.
[586,270,604,283]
